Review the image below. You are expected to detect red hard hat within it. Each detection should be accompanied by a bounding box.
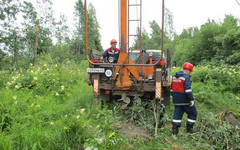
[110,39,117,44]
[182,62,194,71]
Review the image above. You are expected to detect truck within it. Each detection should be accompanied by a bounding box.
[85,0,171,126]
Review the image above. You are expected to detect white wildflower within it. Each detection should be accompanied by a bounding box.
[56,92,59,96]
[13,96,17,100]
[74,115,80,120]
[61,86,64,90]
[15,85,20,89]
[80,109,85,114]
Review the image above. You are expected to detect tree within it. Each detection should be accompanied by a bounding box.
[149,20,162,49]
[55,14,70,45]
[132,8,174,52]
[132,28,152,50]
[73,0,85,61]
[164,8,175,40]
[35,0,54,54]
[0,0,22,65]
[0,0,19,21]
[214,15,240,63]
[21,1,39,57]
[72,0,103,62]
[87,3,103,51]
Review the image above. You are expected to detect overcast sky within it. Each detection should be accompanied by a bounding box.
[52,0,240,49]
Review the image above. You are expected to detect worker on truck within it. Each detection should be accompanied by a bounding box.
[100,39,120,63]
[171,62,199,135]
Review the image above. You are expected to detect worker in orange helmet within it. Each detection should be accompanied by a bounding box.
[171,62,199,135]
[100,39,120,63]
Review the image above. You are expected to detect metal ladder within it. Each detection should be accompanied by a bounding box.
[127,0,142,51]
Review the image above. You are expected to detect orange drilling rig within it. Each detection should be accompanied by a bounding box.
[86,0,171,124]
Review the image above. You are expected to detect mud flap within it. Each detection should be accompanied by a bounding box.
[155,67,162,99]
[92,74,100,105]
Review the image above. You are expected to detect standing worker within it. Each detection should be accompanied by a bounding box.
[100,39,120,63]
[171,62,199,135]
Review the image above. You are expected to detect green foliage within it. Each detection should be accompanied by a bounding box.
[172,15,240,65]
[132,20,172,53]
[0,52,239,149]
[49,44,74,63]
[115,95,157,132]
[0,55,127,149]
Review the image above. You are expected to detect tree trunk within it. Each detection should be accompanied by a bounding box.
[34,25,39,66]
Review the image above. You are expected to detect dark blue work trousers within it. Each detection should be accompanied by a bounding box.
[172,105,197,127]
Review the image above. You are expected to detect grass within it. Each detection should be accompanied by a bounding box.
[0,57,239,149]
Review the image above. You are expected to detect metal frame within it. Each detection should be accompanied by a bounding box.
[85,0,165,66]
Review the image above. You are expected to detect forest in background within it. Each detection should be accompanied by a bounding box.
[0,0,103,70]
[1,0,239,70]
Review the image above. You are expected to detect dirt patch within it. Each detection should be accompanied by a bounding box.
[112,121,151,142]
[224,113,240,128]
[221,110,240,128]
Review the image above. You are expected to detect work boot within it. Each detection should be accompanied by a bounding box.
[172,125,179,135]
[186,124,199,133]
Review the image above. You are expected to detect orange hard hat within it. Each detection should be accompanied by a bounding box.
[110,39,117,44]
[182,62,194,71]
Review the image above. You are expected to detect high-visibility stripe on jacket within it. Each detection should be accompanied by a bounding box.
[171,71,194,105]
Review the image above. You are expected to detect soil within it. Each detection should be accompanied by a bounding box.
[224,113,240,128]
[112,121,151,142]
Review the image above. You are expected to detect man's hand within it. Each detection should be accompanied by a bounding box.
[100,56,103,60]
[190,101,194,107]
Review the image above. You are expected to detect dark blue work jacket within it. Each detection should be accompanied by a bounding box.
[102,48,120,63]
[171,71,194,105]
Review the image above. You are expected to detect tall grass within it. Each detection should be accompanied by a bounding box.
[0,55,239,149]
[0,54,120,149]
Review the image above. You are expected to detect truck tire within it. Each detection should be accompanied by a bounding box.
[162,87,170,106]
[98,90,111,106]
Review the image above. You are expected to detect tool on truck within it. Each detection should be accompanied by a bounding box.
[85,0,171,126]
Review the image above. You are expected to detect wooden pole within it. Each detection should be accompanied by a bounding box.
[34,25,39,66]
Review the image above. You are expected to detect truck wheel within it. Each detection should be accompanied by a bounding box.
[98,90,111,107]
[155,99,165,128]
[162,87,170,106]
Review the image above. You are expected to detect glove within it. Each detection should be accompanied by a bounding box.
[190,101,194,107]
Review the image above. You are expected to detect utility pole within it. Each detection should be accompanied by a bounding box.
[34,25,39,66]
